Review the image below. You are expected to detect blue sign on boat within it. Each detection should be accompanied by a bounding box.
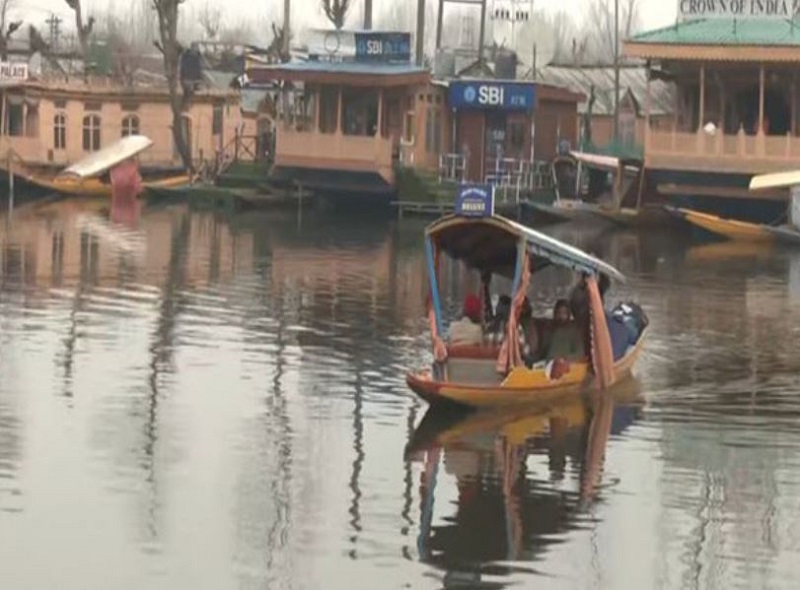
[448,81,536,111]
[354,32,411,62]
[455,184,495,218]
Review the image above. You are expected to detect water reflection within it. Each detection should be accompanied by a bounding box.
[406,379,643,585]
[4,198,800,588]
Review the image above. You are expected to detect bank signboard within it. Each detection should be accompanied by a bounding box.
[679,0,800,20]
[455,183,495,218]
[448,81,535,111]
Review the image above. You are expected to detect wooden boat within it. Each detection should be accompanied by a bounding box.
[406,186,648,409]
[5,135,190,198]
[664,169,800,245]
[528,151,654,227]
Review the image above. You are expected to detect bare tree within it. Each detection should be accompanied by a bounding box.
[321,0,352,30]
[0,0,22,61]
[198,1,222,40]
[585,0,640,63]
[64,0,95,58]
[152,0,193,172]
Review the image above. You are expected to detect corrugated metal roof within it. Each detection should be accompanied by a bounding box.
[529,64,674,116]
[629,18,800,46]
[262,61,427,76]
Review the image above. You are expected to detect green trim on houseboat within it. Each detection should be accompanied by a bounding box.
[630,18,800,46]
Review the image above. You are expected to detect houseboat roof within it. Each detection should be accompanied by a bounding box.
[533,63,674,116]
[625,18,800,62]
[247,60,429,87]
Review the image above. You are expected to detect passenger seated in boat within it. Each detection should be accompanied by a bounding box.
[569,276,633,362]
[486,295,511,345]
[518,297,539,366]
[539,299,585,361]
[448,294,484,346]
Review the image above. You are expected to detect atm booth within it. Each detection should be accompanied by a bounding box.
[445,79,582,185]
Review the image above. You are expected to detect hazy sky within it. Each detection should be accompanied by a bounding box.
[17,0,678,35]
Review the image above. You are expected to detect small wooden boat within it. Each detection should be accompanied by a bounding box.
[5,136,190,198]
[664,169,800,245]
[407,185,648,409]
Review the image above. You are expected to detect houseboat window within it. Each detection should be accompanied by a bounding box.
[82,114,101,151]
[342,88,379,137]
[509,121,525,152]
[121,114,140,137]
[403,111,415,143]
[425,107,441,154]
[5,97,23,137]
[318,87,339,134]
[212,104,223,135]
[53,113,66,149]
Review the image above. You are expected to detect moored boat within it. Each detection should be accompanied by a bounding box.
[665,168,800,245]
[3,137,190,199]
[406,184,649,409]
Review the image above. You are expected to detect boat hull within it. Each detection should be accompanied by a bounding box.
[406,330,647,409]
[668,206,800,245]
[651,168,787,225]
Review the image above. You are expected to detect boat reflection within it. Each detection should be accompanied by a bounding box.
[406,378,643,583]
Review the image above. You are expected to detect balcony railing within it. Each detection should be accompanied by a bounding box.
[275,127,395,184]
[646,128,800,173]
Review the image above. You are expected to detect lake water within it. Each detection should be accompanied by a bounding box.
[2,197,800,589]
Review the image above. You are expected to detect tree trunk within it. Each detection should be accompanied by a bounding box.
[154,0,193,172]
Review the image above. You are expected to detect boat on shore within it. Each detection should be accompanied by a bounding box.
[406,184,648,409]
[665,169,800,245]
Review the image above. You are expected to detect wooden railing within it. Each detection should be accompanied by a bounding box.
[275,127,395,184]
[646,128,800,173]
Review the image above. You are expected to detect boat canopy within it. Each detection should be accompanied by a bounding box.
[59,135,154,179]
[426,214,626,283]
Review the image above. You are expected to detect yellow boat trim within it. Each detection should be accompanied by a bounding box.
[678,207,774,242]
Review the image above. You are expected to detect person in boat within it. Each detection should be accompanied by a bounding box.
[486,295,512,345]
[539,299,585,361]
[568,275,632,362]
[518,296,539,366]
[448,294,484,346]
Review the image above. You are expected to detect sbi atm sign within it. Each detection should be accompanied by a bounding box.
[448,81,536,111]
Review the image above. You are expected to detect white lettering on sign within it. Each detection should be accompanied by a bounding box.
[679,0,800,19]
[0,62,28,80]
[478,86,504,106]
[366,39,383,54]
[460,200,486,212]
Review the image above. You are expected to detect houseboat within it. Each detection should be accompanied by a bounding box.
[0,71,255,198]
[247,29,430,200]
[625,14,800,224]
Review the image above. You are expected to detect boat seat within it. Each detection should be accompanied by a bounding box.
[446,357,504,386]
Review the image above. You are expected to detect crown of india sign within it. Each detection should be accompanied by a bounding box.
[679,0,800,19]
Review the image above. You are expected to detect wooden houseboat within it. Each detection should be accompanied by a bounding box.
[625,14,800,224]
[0,74,255,198]
[247,29,430,200]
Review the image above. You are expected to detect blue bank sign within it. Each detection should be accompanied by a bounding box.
[455,183,495,218]
[354,32,411,62]
[449,81,535,111]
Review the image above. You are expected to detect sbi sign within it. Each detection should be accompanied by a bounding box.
[449,81,535,111]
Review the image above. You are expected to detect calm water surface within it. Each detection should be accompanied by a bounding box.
[2,197,800,589]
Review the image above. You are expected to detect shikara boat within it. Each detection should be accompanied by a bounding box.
[406,186,648,409]
[527,151,660,227]
[665,169,800,245]
[5,136,190,198]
